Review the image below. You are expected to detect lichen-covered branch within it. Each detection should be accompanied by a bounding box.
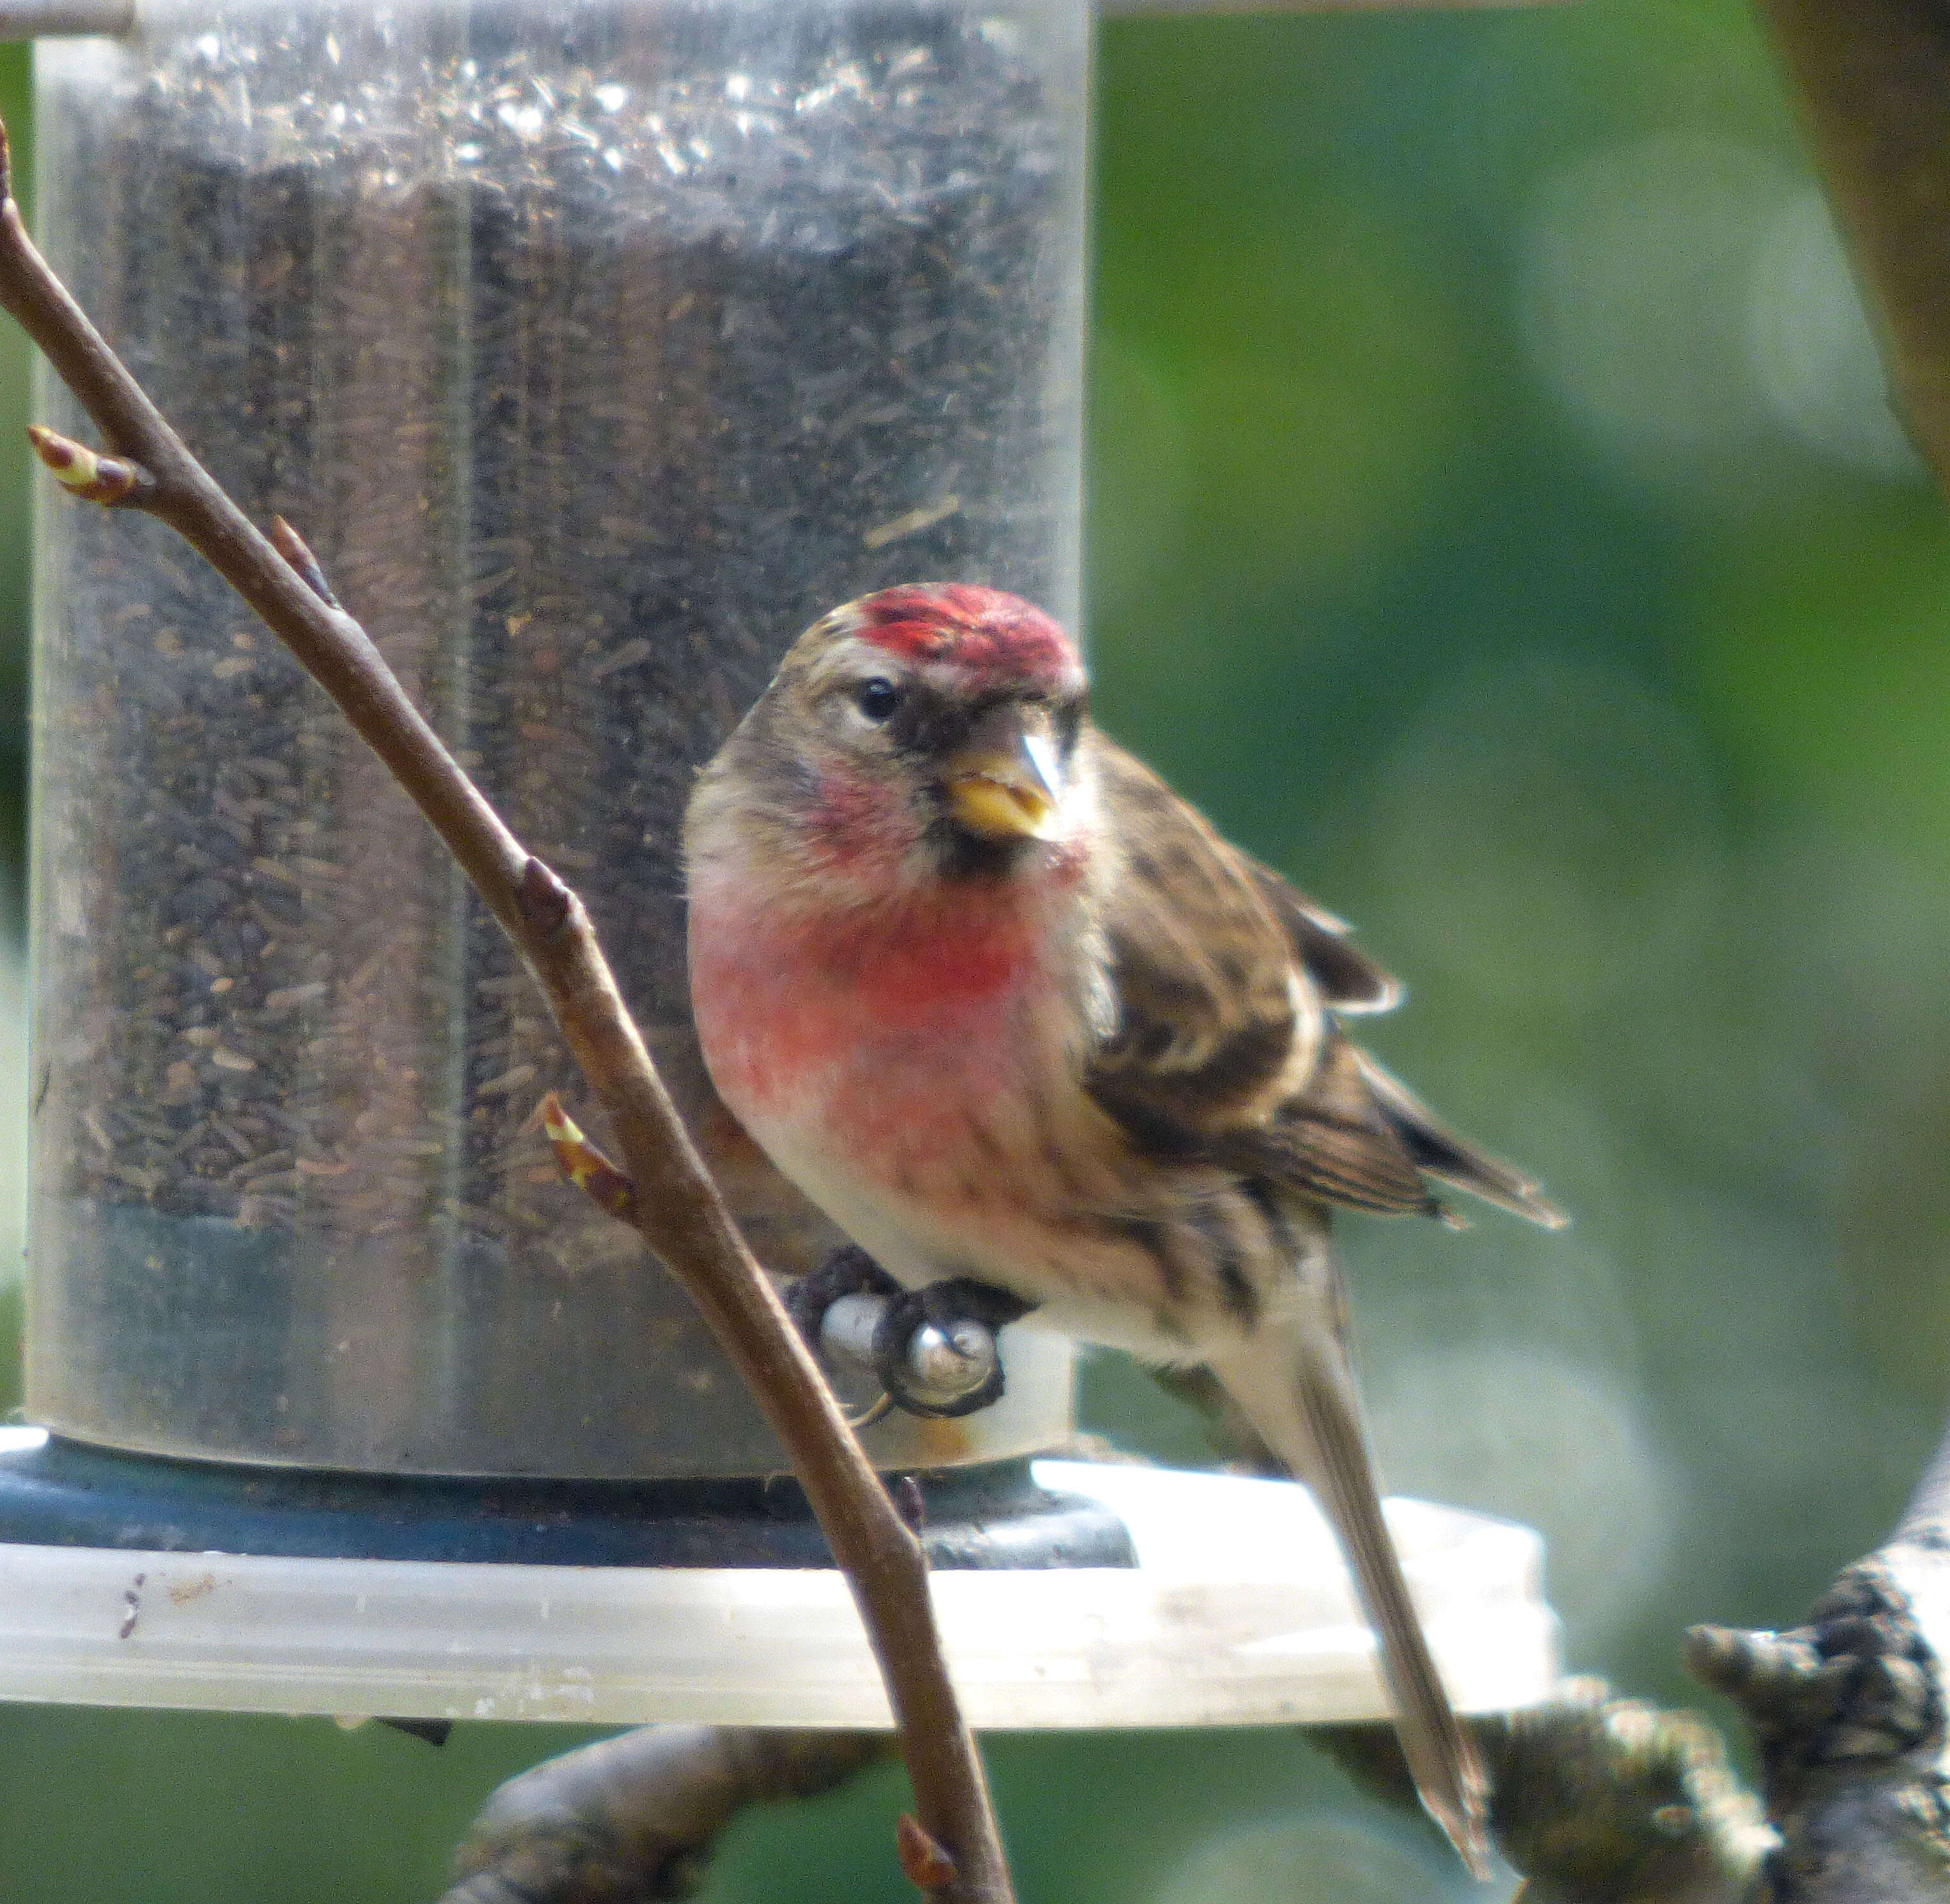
[0,111,1010,1904]
[1313,1684,1767,1901]
[1685,1464,1950,1903]
[444,1727,892,1904]
[1677,1383,1950,1902]
[1484,1684,1770,1904]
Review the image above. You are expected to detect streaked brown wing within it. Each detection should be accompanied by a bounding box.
[1214,1030,1440,1215]
[1084,736,1428,1212]
[1244,861,1402,1015]
[1084,734,1303,1136]
[1083,732,1564,1229]
[1352,1047,1567,1227]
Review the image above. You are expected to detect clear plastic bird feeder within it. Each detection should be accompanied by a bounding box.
[26,0,1089,1491]
[0,0,1561,1730]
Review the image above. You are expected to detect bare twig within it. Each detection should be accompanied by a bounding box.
[0,112,1010,1904]
[1753,0,1950,488]
[444,1726,892,1904]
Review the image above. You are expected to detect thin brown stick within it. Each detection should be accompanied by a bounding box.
[0,112,1009,1904]
[1753,0,1950,489]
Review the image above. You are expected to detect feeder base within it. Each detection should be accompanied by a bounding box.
[0,1431,1135,1569]
[0,1443,1563,1729]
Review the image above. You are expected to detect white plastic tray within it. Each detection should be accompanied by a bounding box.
[0,1436,1559,1728]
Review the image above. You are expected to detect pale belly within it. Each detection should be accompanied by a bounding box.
[689,908,1205,1361]
[755,1116,1212,1364]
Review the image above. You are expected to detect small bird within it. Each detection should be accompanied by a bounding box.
[684,584,1563,1870]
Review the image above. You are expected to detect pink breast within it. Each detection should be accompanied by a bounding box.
[689,876,1047,1168]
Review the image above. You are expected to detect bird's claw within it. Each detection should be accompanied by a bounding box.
[843,1393,897,1432]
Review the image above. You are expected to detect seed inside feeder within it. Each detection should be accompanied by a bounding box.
[28,3,1086,1475]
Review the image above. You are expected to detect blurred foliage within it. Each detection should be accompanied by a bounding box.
[7,0,1950,1898]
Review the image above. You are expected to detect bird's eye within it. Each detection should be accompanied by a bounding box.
[853,678,901,722]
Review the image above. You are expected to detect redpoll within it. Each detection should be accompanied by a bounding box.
[685,584,1563,1870]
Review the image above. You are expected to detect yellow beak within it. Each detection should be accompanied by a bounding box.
[945,728,1064,841]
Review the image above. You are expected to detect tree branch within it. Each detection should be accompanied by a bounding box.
[1753,0,1950,489]
[1685,1403,1950,1903]
[1659,10,1950,1896]
[1312,1686,1769,1902]
[0,111,1011,1904]
[444,1726,892,1904]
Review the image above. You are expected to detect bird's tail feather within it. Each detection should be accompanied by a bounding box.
[1352,1049,1566,1231]
[1208,1329,1493,1877]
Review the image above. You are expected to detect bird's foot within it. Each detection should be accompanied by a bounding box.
[870,1279,1033,1418]
[789,1249,1032,1420]
[785,1243,903,1343]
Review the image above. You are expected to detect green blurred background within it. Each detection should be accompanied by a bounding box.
[6,0,1949,1897]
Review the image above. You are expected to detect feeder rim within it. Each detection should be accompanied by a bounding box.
[0,0,1573,41]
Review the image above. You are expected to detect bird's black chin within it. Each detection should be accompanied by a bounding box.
[929,820,1041,883]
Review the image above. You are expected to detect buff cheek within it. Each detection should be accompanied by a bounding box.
[804,766,916,876]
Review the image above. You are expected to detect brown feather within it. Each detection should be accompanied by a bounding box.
[1246,861,1403,1014]
[1354,1049,1568,1228]
[1082,731,1557,1231]
[1209,1313,1494,1876]
[1086,737,1304,1130]
[1221,1033,1440,1216]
